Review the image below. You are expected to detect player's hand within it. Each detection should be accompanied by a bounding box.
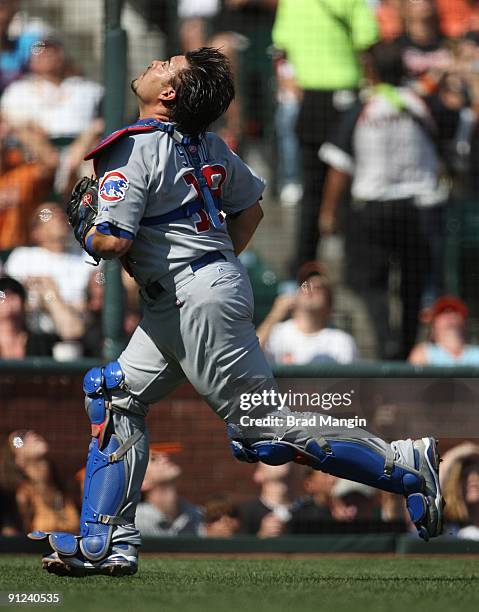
[267,293,297,324]
[257,513,286,538]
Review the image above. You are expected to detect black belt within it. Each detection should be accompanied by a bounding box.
[145,251,227,300]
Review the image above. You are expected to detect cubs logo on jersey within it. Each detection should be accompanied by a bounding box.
[99,171,130,202]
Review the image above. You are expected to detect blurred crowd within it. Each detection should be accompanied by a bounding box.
[0,1,478,362]
[0,1,477,362]
[1,432,479,541]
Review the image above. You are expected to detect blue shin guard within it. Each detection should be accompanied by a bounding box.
[29,361,143,561]
[229,431,424,497]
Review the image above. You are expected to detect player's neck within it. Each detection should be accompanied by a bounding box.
[138,106,172,123]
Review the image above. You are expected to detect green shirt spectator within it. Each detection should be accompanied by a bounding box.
[272,0,379,90]
[272,0,379,274]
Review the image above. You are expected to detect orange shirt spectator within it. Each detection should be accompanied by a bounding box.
[437,0,479,39]
[0,152,50,249]
[0,122,58,250]
[16,480,79,534]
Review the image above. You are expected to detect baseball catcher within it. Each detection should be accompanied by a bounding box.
[29,48,443,577]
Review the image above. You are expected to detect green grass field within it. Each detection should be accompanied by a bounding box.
[0,556,478,612]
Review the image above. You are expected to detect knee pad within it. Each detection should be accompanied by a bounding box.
[84,360,126,446]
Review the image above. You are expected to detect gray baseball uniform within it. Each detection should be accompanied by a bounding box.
[93,125,279,547]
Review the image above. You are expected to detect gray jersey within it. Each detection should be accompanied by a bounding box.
[94,129,265,287]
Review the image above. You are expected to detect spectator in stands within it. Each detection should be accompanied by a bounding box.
[4,203,88,341]
[0,276,59,358]
[408,296,479,365]
[0,0,42,93]
[0,36,104,196]
[272,0,378,272]
[330,479,379,522]
[319,41,446,359]
[436,0,479,40]
[0,117,58,252]
[238,463,293,536]
[177,0,220,52]
[136,447,203,537]
[289,467,333,534]
[257,261,359,365]
[0,430,79,533]
[201,496,240,537]
[440,442,479,540]
[179,1,277,150]
[395,0,452,84]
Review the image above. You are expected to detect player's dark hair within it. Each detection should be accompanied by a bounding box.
[171,47,235,136]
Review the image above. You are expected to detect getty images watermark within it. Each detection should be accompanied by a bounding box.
[238,389,367,429]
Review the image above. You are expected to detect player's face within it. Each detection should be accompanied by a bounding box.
[131,55,189,107]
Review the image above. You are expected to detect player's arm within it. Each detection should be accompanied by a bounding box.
[85,226,133,260]
[226,200,264,255]
[85,135,153,261]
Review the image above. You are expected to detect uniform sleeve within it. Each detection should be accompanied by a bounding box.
[94,134,154,235]
[221,148,266,215]
[318,101,362,175]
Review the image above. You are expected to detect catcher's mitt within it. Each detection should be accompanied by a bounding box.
[67,176,100,264]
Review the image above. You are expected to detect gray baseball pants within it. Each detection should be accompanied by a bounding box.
[103,253,395,548]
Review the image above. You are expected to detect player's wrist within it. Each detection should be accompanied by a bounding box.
[84,229,97,257]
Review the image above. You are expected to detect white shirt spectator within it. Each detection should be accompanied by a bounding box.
[4,246,91,333]
[319,87,448,207]
[0,75,103,139]
[264,320,359,365]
